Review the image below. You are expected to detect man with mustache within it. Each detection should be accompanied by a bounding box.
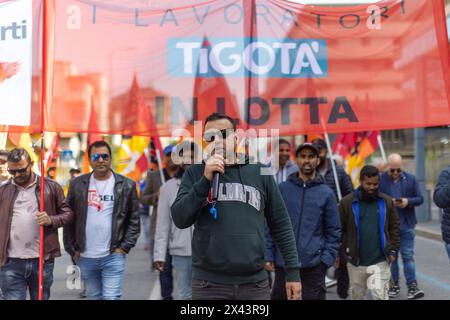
[267,143,341,300]
[0,148,74,300]
[339,165,400,300]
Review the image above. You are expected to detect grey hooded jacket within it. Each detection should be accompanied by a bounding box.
[153,177,194,262]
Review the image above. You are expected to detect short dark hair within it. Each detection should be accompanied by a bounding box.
[204,113,236,130]
[360,165,379,181]
[7,148,32,164]
[277,138,291,148]
[88,141,111,157]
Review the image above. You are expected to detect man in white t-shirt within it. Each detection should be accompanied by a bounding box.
[64,141,140,300]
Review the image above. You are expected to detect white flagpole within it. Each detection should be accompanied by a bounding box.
[377,133,387,163]
[323,132,342,201]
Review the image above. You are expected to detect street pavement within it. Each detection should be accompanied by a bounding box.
[48,231,449,300]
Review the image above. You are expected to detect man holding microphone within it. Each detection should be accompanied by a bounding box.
[171,113,301,300]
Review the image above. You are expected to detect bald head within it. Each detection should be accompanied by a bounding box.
[387,153,403,181]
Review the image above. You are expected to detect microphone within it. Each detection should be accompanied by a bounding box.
[211,172,220,201]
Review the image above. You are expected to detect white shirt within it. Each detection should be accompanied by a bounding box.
[8,176,39,259]
[82,174,115,258]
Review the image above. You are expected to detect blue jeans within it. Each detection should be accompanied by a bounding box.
[172,255,192,300]
[391,228,416,286]
[77,253,126,300]
[0,258,54,300]
[446,243,450,262]
[160,252,173,300]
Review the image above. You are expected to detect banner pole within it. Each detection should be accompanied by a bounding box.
[377,133,387,163]
[156,149,165,185]
[38,0,54,300]
[38,132,45,301]
[321,120,342,201]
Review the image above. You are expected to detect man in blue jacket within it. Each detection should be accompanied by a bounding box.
[379,153,424,299]
[266,143,341,300]
[433,166,450,262]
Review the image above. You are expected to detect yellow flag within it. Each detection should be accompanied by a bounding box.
[116,136,150,182]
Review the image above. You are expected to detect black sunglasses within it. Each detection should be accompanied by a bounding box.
[203,128,235,142]
[390,168,402,173]
[91,153,110,162]
[8,164,30,175]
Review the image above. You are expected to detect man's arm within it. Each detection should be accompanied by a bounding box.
[118,182,141,253]
[434,169,450,208]
[265,177,300,282]
[140,172,159,206]
[321,193,341,267]
[63,181,77,257]
[264,221,276,272]
[153,184,172,263]
[49,182,74,228]
[171,167,210,229]
[406,176,424,208]
[387,200,400,255]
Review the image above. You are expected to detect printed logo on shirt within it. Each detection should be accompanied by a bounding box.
[208,183,262,211]
[88,190,114,212]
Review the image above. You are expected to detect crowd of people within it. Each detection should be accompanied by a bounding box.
[0,112,450,300]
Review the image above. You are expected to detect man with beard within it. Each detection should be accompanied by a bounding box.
[0,150,10,186]
[153,141,199,300]
[267,143,341,300]
[339,165,400,300]
[0,148,74,300]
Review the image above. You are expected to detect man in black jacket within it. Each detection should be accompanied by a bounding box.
[433,165,450,262]
[63,141,140,300]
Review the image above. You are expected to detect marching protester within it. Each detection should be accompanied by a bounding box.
[267,142,341,300]
[63,141,140,300]
[339,165,400,300]
[379,153,425,299]
[0,148,74,300]
[140,144,177,300]
[433,166,450,262]
[312,138,353,299]
[0,149,10,186]
[153,141,198,300]
[171,112,301,300]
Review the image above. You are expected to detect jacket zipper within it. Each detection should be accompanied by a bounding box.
[296,183,307,260]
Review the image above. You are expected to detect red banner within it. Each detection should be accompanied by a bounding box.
[1,0,450,136]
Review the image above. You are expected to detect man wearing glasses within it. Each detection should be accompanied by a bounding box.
[0,148,74,300]
[171,113,301,300]
[379,153,424,299]
[63,141,140,300]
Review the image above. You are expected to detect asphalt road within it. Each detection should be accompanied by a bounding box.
[50,233,450,300]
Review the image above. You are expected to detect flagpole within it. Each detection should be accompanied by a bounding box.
[377,133,387,163]
[38,0,54,300]
[321,120,342,201]
[155,149,165,185]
